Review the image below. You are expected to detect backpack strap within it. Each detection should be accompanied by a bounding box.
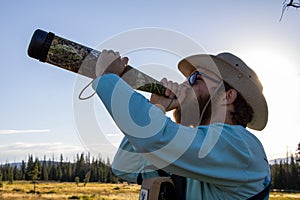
[247,182,271,200]
[171,174,186,200]
[157,170,186,200]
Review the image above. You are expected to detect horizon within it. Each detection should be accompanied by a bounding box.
[1,153,298,165]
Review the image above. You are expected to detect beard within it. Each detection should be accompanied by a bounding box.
[173,93,211,127]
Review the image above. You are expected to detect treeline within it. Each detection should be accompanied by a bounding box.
[0,153,119,184]
[1,147,300,190]
[270,153,300,190]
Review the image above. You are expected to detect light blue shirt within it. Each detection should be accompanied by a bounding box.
[92,74,270,200]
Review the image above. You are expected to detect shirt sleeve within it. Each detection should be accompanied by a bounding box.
[112,137,159,183]
[92,74,269,187]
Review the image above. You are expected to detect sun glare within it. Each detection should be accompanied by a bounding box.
[240,47,300,159]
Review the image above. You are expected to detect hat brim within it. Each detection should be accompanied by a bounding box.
[178,54,268,131]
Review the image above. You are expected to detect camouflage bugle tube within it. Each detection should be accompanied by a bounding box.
[27,29,166,95]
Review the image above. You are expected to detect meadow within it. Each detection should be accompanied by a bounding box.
[0,181,140,200]
[0,181,299,200]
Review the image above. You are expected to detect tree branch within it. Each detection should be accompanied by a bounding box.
[286,0,300,8]
[280,0,300,21]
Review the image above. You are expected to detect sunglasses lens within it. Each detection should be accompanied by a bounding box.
[188,72,198,85]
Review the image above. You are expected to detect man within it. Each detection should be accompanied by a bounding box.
[92,50,271,199]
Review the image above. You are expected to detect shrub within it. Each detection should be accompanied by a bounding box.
[12,188,24,192]
[68,195,80,199]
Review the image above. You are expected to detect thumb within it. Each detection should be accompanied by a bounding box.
[121,57,129,66]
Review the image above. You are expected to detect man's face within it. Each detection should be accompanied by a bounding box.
[173,68,222,126]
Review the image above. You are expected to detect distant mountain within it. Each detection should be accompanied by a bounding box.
[1,161,61,169]
[2,162,22,168]
[269,157,294,165]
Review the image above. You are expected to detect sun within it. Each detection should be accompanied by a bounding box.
[238,46,300,159]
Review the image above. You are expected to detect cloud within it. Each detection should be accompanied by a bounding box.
[0,142,86,163]
[0,142,117,163]
[0,129,50,135]
[0,142,83,153]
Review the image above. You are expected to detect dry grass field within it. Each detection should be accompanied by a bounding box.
[0,181,140,200]
[0,181,299,199]
[269,191,300,200]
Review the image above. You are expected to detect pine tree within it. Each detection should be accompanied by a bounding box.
[66,162,73,182]
[106,158,112,183]
[30,159,39,181]
[90,158,98,182]
[41,156,48,181]
[0,172,3,187]
[60,154,64,165]
[75,153,86,181]
[56,165,62,181]
[289,154,298,189]
[297,142,300,162]
[100,158,107,182]
[59,154,67,182]
[13,165,21,180]
[30,159,39,193]
[7,165,13,184]
[273,160,286,189]
[296,142,300,189]
[21,160,26,180]
[48,163,56,181]
[25,155,34,180]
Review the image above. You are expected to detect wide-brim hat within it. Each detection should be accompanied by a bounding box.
[178,53,268,131]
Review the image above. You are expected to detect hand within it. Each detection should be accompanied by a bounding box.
[95,49,129,77]
[150,78,189,112]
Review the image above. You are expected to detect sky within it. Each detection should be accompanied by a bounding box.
[0,0,300,163]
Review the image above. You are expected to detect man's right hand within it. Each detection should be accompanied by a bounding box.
[150,78,189,112]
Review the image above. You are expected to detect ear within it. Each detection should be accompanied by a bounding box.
[224,89,238,105]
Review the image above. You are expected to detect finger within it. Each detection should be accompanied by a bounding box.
[160,78,168,86]
[169,82,179,98]
[165,80,178,99]
[107,49,116,55]
[102,49,108,55]
[160,78,171,97]
[177,84,188,103]
[165,81,173,97]
[121,57,129,66]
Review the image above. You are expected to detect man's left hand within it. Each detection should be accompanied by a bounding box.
[95,49,128,77]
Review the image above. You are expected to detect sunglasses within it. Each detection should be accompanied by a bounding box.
[188,71,221,86]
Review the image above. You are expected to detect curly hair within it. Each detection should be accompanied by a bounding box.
[223,82,254,128]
